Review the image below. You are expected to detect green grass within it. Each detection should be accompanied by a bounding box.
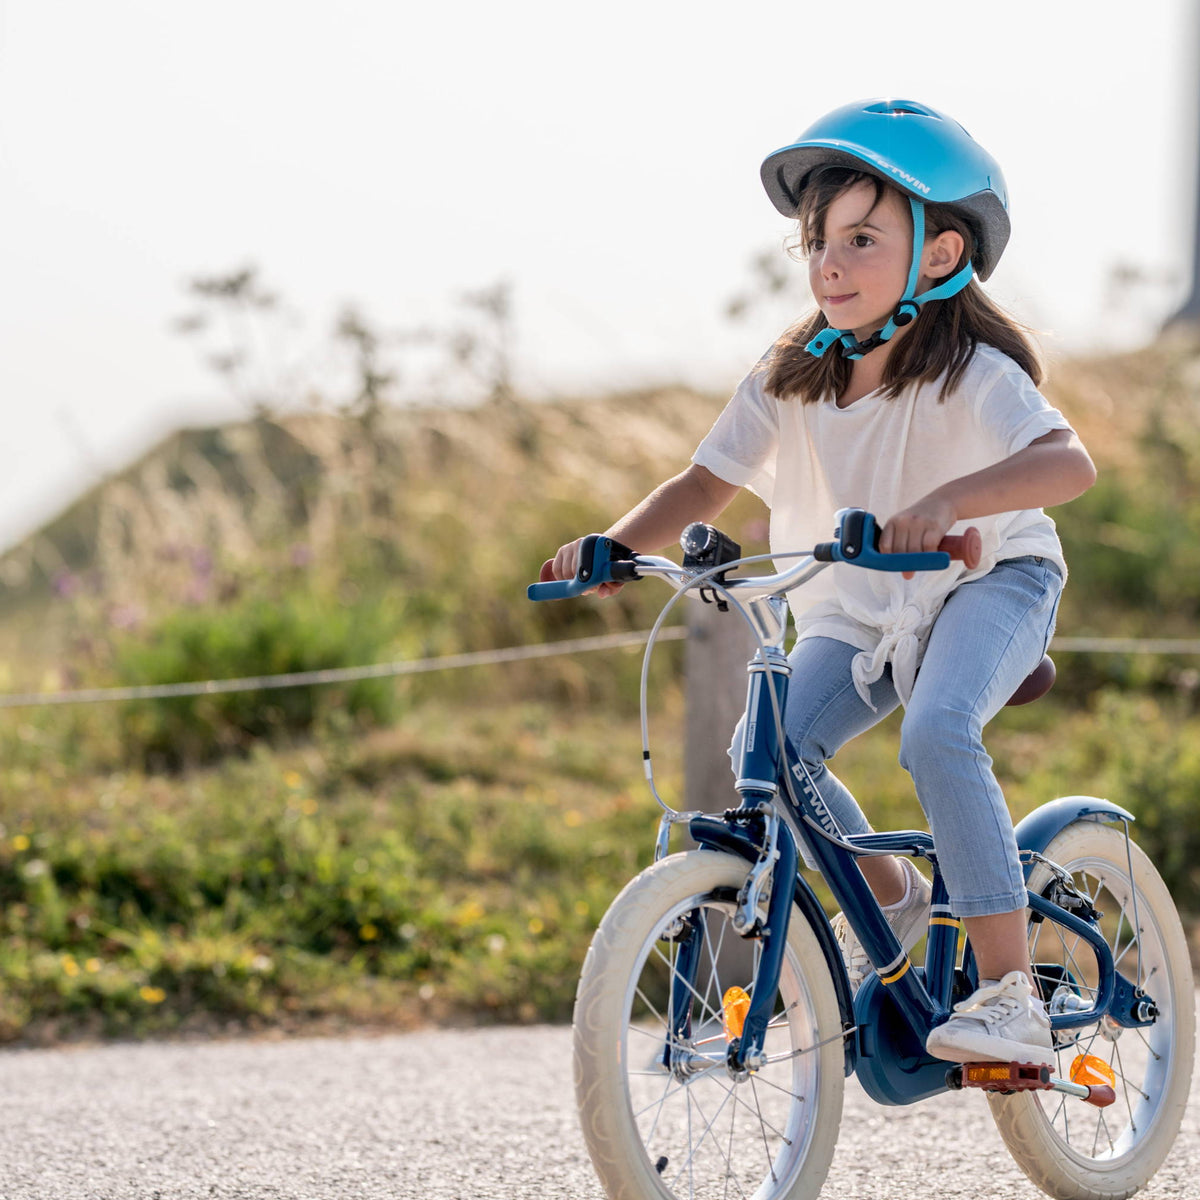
[0,691,679,1042]
[0,679,1194,1044]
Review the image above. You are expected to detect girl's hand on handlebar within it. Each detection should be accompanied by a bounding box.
[879,496,958,557]
[546,538,625,597]
[881,498,981,578]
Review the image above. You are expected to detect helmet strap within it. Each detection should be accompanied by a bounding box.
[804,198,976,361]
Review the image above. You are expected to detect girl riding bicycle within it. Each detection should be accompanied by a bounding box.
[548,98,1096,1069]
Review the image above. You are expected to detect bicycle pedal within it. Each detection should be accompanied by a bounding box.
[951,1061,1053,1093]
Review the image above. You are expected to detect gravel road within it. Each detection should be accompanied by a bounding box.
[1,1019,1197,1200]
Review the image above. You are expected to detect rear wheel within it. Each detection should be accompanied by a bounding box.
[573,850,845,1200]
[988,819,1194,1200]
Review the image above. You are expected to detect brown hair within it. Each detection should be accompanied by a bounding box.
[763,166,1042,402]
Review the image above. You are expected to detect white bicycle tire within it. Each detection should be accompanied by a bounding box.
[988,819,1194,1200]
[573,850,845,1200]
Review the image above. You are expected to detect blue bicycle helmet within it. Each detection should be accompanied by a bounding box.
[760,98,1010,359]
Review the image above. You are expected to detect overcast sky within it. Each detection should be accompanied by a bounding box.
[1,0,1195,550]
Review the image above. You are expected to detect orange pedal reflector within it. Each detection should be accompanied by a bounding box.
[722,986,751,1041]
[960,1061,1052,1091]
[1070,1054,1116,1088]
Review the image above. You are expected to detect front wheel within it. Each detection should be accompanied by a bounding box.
[989,819,1195,1200]
[573,850,845,1200]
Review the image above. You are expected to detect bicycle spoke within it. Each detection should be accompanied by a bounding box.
[628,1019,671,1043]
[723,1091,740,1200]
[666,1084,742,1196]
[765,999,799,1029]
[1045,1088,1068,1135]
[703,915,728,1018]
[634,984,669,1033]
[716,1076,794,1143]
[651,942,723,1029]
[1030,918,1045,963]
[762,1025,854,1066]
[750,1076,782,1186]
[1073,1024,1103,1059]
[1113,1039,1150,1107]
[686,1085,696,1198]
[748,1069,805,1102]
[637,1072,679,1150]
[1132,1025,1162,1060]
[1108,931,1128,969]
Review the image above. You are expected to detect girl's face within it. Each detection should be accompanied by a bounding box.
[806,180,915,341]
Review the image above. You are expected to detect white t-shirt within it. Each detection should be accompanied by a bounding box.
[692,343,1072,708]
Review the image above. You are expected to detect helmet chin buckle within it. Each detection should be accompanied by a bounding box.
[806,300,914,361]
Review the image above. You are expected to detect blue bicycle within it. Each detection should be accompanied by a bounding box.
[530,509,1194,1200]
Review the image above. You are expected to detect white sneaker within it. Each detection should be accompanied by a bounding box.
[925,971,1053,1065]
[830,857,931,992]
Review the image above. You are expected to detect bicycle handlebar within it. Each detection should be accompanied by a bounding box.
[527,509,982,602]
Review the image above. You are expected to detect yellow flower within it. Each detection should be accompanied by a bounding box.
[84,958,102,974]
[574,899,590,917]
[61,956,79,977]
[454,900,486,927]
[301,798,318,816]
[563,810,584,828]
[11,835,29,852]
[139,986,166,1004]
[527,916,545,935]
[283,770,302,789]
[359,923,379,941]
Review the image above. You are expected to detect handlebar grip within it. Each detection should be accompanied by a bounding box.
[528,578,584,600]
[528,557,578,600]
[820,510,982,573]
[938,527,982,569]
[527,536,640,601]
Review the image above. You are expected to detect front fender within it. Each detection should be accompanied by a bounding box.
[1014,795,1135,880]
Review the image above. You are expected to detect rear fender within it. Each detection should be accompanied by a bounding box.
[1014,795,1135,881]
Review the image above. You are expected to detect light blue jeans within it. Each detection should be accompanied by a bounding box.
[729,557,1063,917]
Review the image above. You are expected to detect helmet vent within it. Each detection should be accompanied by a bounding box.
[863,100,938,119]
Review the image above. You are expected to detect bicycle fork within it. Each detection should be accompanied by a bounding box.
[660,637,802,1076]
[658,808,800,1076]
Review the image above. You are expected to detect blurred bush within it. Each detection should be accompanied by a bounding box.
[1088,690,1200,912]
[112,590,400,770]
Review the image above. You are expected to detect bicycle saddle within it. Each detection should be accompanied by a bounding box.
[1006,654,1055,706]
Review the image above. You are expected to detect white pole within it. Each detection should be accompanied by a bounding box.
[1167,2,1200,325]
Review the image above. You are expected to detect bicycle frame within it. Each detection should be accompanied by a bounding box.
[656,586,1153,1108]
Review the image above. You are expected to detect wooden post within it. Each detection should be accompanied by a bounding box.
[684,598,759,814]
[684,599,762,985]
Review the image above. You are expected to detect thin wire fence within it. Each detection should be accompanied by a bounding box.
[0,629,1193,711]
